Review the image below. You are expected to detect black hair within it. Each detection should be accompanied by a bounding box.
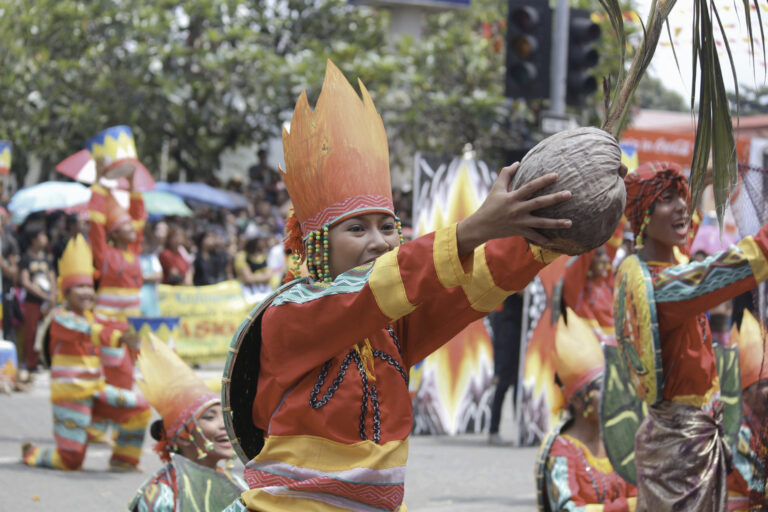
[150,419,165,441]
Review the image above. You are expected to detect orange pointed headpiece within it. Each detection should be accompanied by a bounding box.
[730,310,768,390]
[282,60,394,239]
[554,310,605,402]
[136,333,219,440]
[57,234,94,293]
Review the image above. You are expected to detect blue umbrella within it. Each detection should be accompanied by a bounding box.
[155,182,250,210]
[8,181,91,225]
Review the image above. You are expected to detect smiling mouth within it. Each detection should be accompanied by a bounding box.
[672,220,688,234]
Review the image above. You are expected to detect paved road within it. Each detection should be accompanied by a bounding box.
[0,367,538,512]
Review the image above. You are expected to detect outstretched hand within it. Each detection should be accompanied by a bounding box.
[456,162,572,257]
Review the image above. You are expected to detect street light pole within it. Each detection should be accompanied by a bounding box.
[549,0,570,115]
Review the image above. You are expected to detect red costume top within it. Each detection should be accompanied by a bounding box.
[546,434,638,511]
[648,224,768,406]
[240,225,553,511]
[88,184,145,388]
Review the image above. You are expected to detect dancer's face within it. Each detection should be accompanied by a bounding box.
[66,284,94,314]
[328,213,400,279]
[645,188,689,249]
[114,221,137,245]
[178,403,233,468]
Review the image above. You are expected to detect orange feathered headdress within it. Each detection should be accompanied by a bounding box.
[730,310,768,390]
[554,309,605,403]
[105,192,131,233]
[281,60,394,246]
[136,333,219,441]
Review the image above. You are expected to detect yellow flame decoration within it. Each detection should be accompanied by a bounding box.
[0,147,11,170]
[413,156,494,434]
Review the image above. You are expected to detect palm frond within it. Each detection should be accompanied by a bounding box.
[597,0,626,111]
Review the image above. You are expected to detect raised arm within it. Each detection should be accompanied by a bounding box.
[262,163,571,378]
[655,223,768,330]
[88,184,109,278]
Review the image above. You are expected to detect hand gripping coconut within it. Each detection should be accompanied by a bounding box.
[510,127,625,255]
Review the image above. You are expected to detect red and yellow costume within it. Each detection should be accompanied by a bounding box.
[22,235,150,470]
[726,311,768,511]
[225,61,559,512]
[623,162,768,511]
[540,311,637,512]
[88,183,145,389]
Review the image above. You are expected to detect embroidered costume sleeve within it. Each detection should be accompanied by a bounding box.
[545,436,637,512]
[129,464,177,512]
[263,224,545,378]
[650,224,768,405]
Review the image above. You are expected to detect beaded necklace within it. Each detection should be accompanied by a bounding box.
[308,327,407,443]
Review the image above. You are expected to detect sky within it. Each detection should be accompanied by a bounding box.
[633,0,768,100]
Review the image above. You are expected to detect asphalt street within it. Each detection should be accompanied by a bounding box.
[0,367,538,512]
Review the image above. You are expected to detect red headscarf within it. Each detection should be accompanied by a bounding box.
[623,161,689,237]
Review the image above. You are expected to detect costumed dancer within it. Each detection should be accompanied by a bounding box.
[559,222,624,343]
[618,161,768,511]
[726,310,767,511]
[537,309,637,511]
[86,126,150,465]
[129,334,245,512]
[221,60,584,511]
[21,235,150,470]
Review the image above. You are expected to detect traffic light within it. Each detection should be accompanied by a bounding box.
[505,0,552,100]
[566,9,601,106]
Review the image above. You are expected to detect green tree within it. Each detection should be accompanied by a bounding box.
[728,84,768,115]
[635,75,687,112]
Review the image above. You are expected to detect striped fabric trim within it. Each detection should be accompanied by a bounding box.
[89,210,106,225]
[739,236,768,283]
[53,311,92,334]
[302,195,394,234]
[460,245,511,313]
[369,248,415,321]
[433,224,467,289]
[241,435,407,512]
[653,245,754,303]
[272,265,374,307]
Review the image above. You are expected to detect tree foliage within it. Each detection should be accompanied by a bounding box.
[0,0,647,183]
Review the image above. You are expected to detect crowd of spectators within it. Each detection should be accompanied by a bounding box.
[0,149,414,376]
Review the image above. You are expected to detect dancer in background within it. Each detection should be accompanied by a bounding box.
[726,310,767,511]
[129,335,245,511]
[537,310,637,511]
[620,161,768,511]
[21,235,150,470]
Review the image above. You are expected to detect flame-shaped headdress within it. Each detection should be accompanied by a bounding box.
[554,310,605,402]
[282,60,394,241]
[0,141,11,176]
[730,310,768,390]
[57,234,94,293]
[137,334,219,444]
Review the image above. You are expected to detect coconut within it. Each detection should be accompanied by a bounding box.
[510,127,625,255]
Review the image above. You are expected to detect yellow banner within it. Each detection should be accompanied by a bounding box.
[157,280,251,364]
